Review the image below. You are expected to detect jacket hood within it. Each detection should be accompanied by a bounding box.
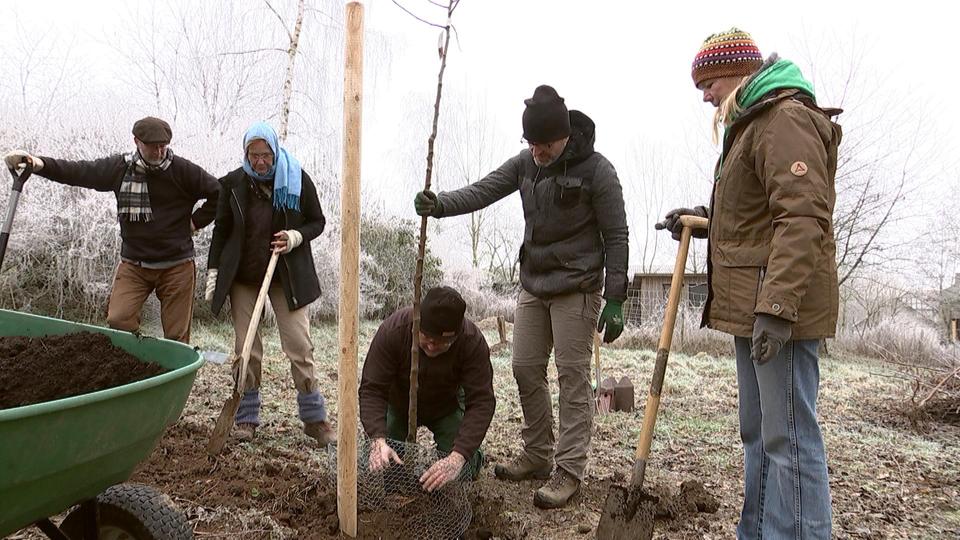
[560,110,596,164]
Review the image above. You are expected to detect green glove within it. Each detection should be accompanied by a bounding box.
[597,299,624,344]
[414,190,443,217]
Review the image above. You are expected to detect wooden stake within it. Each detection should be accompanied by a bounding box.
[338,2,363,537]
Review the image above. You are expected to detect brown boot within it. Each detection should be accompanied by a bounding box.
[234,423,257,442]
[304,421,337,445]
[493,454,552,482]
[533,468,580,509]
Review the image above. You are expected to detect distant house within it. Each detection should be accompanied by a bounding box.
[624,272,707,326]
[942,274,960,341]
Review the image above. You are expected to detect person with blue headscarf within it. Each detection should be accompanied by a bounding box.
[205,122,334,446]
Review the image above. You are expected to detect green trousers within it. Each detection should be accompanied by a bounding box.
[385,399,484,479]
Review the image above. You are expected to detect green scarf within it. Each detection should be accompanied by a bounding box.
[716,58,816,180]
[737,58,815,112]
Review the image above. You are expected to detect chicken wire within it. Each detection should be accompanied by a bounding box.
[341,434,474,540]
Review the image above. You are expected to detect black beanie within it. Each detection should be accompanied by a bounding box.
[522,85,571,144]
[421,286,466,337]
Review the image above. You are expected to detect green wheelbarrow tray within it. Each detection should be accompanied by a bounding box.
[0,308,203,536]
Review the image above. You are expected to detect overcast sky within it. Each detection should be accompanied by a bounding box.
[1,0,956,274]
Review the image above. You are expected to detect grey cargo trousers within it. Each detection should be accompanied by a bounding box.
[511,288,601,480]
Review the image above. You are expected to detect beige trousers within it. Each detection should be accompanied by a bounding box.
[106,260,195,343]
[229,282,317,394]
[511,288,601,480]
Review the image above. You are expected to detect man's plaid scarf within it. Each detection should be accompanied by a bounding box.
[118,149,173,222]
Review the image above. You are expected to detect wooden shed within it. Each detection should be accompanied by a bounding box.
[624,272,708,326]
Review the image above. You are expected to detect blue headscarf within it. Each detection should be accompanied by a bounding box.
[242,122,302,211]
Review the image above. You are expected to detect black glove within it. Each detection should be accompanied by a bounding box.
[751,313,793,365]
[414,190,443,217]
[655,206,709,241]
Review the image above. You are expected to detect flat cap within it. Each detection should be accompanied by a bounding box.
[132,117,172,144]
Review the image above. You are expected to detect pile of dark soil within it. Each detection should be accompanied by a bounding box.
[0,332,167,409]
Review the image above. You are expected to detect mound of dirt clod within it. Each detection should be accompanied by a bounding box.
[597,480,720,540]
[0,332,167,409]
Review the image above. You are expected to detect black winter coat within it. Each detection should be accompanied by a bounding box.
[436,111,629,301]
[208,168,325,314]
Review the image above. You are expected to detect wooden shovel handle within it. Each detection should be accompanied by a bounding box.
[234,250,280,394]
[631,219,702,489]
[678,215,708,230]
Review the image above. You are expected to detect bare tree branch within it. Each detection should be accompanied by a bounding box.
[262,0,293,42]
[217,48,288,56]
[391,0,446,29]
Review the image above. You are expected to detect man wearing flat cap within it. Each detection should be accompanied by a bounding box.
[414,85,628,508]
[3,117,219,343]
[359,286,495,493]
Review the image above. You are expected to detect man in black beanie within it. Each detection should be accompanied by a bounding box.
[413,85,629,508]
[359,286,496,493]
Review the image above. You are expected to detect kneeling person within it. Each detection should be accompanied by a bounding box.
[359,287,495,492]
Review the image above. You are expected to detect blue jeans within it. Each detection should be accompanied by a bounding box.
[734,337,832,540]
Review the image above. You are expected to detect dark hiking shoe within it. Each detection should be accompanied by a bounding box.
[493,455,551,482]
[304,421,337,446]
[234,423,257,442]
[533,468,580,509]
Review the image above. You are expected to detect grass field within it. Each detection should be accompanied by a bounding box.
[13,318,959,539]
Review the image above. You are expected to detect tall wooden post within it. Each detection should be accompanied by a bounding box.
[338,1,363,537]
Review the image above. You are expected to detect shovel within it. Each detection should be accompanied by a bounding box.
[207,250,280,455]
[596,215,708,539]
[1,160,33,269]
[593,332,613,414]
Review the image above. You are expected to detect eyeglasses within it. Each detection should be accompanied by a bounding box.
[521,138,561,150]
[247,152,274,163]
[419,332,457,348]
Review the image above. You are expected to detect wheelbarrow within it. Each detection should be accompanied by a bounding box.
[0,309,204,539]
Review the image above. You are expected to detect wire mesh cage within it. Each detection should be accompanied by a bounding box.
[354,434,474,540]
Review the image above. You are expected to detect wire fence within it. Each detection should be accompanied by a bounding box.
[323,433,474,540]
[624,287,708,328]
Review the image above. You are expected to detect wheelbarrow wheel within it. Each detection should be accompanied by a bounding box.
[59,483,192,540]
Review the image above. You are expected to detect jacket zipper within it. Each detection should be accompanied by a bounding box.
[232,191,245,224]
[756,266,767,309]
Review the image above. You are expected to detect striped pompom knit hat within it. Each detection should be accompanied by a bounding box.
[691,28,763,87]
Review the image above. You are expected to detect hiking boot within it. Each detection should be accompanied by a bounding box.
[234,423,257,442]
[493,454,551,482]
[533,468,580,509]
[304,421,337,445]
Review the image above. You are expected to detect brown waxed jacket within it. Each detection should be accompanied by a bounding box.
[702,89,842,339]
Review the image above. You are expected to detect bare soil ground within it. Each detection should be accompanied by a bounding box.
[9,321,960,539]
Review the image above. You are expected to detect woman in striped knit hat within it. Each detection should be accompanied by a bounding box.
[660,28,842,540]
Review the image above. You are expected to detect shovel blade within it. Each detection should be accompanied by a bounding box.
[201,350,231,365]
[207,392,241,456]
[596,484,657,540]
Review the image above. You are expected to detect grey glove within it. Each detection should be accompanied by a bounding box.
[3,150,44,172]
[655,206,708,241]
[751,313,793,365]
[414,190,443,217]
